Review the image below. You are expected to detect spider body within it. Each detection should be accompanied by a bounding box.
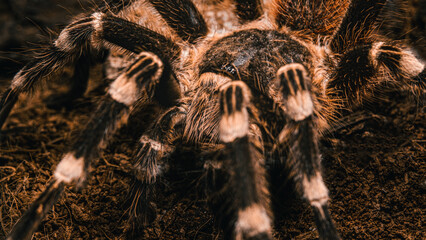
[188,28,312,139]
[199,29,311,88]
[1,0,424,240]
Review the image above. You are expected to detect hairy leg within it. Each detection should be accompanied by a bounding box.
[149,0,208,43]
[271,63,340,240]
[0,12,180,130]
[233,0,263,23]
[127,105,185,236]
[206,80,272,240]
[43,53,91,109]
[271,0,348,38]
[6,52,173,240]
[327,42,425,106]
[330,0,387,53]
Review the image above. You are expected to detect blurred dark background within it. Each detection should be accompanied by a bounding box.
[0,0,423,80]
[0,0,104,77]
[0,0,133,78]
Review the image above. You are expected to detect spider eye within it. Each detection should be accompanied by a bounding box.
[221,63,238,77]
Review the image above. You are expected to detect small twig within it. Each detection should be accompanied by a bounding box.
[101,156,121,169]
[0,148,39,153]
[412,141,425,152]
[47,136,65,145]
[0,205,7,237]
[0,166,17,183]
[193,218,212,240]
[100,227,114,240]
[326,110,382,134]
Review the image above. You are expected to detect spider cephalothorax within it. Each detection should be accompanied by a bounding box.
[1,0,424,240]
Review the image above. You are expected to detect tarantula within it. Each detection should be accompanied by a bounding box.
[1,0,424,239]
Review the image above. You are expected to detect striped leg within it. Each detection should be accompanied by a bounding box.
[327,42,425,106]
[328,0,424,106]
[128,105,185,230]
[287,119,339,240]
[5,0,131,112]
[207,81,272,240]
[273,64,340,240]
[6,52,174,240]
[0,12,180,130]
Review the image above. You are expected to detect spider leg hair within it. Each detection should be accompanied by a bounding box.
[273,64,340,240]
[6,52,170,240]
[5,0,134,113]
[5,180,65,240]
[0,12,180,130]
[271,0,349,38]
[287,120,340,240]
[44,53,91,109]
[97,0,134,14]
[378,0,426,59]
[327,42,425,106]
[207,80,272,240]
[148,0,208,43]
[233,0,264,23]
[128,105,185,228]
[330,0,387,54]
